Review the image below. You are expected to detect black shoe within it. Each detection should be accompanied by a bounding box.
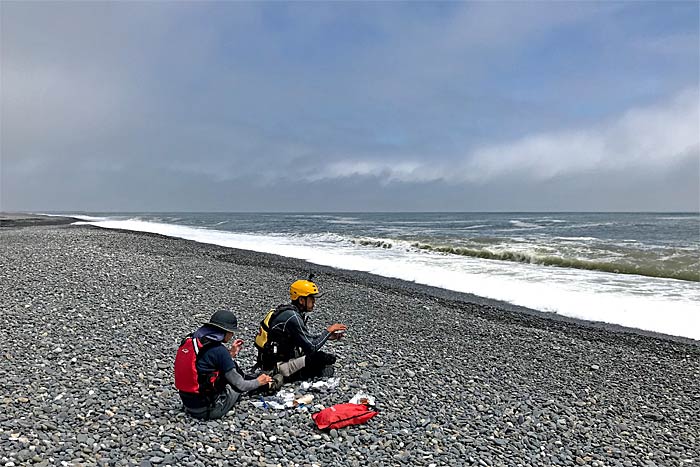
[263,374,284,395]
[319,365,335,378]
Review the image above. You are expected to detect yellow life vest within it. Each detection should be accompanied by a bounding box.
[254,308,276,351]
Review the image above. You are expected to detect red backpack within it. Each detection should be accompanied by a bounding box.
[312,403,378,430]
[174,336,220,394]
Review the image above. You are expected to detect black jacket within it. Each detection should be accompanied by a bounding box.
[266,303,331,361]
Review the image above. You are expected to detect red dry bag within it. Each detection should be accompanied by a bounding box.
[312,403,378,430]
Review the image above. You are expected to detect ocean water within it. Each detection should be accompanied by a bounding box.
[62,212,699,340]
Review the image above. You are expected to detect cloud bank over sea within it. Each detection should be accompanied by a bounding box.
[1,2,698,211]
[306,88,699,184]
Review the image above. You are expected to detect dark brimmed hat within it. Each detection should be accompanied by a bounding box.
[206,310,238,332]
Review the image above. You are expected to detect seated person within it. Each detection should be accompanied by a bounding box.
[255,278,347,381]
[175,310,276,419]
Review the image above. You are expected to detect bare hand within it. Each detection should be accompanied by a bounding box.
[257,374,273,386]
[327,323,347,340]
[327,323,347,334]
[229,339,244,358]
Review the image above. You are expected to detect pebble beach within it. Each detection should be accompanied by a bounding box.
[1,216,698,467]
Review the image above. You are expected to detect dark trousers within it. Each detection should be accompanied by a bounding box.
[259,349,337,380]
[184,386,239,420]
[289,351,336,381]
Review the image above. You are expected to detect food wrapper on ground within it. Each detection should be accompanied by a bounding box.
[277,390,295,405]
[266,400,288,410]
[349,392,375,406]
[294,394,314,406]
[250,390,296,410]
[300,377,340,391]
[251,399,288,410]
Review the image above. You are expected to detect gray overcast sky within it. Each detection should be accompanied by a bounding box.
[1,1,698,212]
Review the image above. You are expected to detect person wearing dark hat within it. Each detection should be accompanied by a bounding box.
[174,310,278,420]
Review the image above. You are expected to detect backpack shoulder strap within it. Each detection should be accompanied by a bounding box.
[179,332,194,347]
[259,308,276,332]
[182,334,221,361]
[262,304,296,330]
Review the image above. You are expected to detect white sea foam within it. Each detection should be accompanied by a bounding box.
[659,216,699,221]
[557,222,615,229]
[77,218,700,341]
[327,219,364,225]
[508,220,541,229]
[381,219,489,225]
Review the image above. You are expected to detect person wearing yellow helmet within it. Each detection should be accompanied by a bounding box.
[254,277,347,382]
[289,279,320,301]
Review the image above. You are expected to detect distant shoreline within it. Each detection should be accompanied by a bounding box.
[0,213,81,227]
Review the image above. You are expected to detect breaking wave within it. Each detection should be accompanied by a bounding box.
[411,243,699,282]
[353,238,394,249]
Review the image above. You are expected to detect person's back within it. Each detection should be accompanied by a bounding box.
[175,310,274,420]
[263,304,302,361]
[255,279,347,381]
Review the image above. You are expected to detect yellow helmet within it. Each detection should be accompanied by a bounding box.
[290,280,319,300]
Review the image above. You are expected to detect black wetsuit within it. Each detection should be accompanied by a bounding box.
[260,304,336,378]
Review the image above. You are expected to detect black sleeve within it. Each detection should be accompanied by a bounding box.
[286,313,331,355]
